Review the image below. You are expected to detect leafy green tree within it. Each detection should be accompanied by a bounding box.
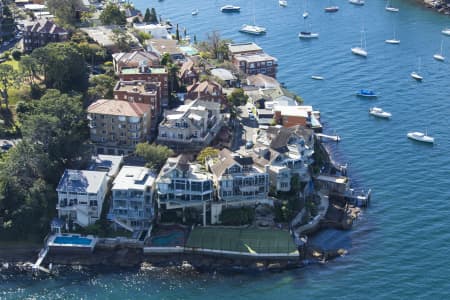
[227,88,248,107]
[31,43,88,92]
[21,89,88,172]
[0,64,20,110]
[88,74,116,101]
[135,143,174,171]
[46,0,83,27]
[19,55,39,85]
[136,31,152,44]
[76,42,107,66]
[100,3,126,25]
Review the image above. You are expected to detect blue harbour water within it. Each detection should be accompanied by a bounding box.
[2,0,450,298]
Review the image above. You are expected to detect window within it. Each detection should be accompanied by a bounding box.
[178,133,183,139]
[267,61,273,66]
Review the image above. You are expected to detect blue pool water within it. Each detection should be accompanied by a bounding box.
[2,0,450,298]
[151,231,185,246]
[53,235,93,246]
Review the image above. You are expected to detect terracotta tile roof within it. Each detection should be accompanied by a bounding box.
[113,51,160,67]
[87,99,149,117]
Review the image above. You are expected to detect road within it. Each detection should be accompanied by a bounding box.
[230,104,259,152]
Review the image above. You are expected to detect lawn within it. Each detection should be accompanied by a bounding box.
[186,227,297,254]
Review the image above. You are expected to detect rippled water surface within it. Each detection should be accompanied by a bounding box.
[2,0,450,298]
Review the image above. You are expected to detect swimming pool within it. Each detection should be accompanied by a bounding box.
[53,235,93,246]
[151,231,185,247]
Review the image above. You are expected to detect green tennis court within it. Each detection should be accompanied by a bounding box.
[186,227,297,254]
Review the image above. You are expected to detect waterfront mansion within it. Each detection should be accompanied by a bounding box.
[156,99,223,152]
[207,149,270,205]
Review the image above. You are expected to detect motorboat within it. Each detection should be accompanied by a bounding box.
[356,89,377,97]
[385,38,400,44]
[349,0,365,5]
[299,31,319,39]
[407,131,434,144]
[369,107,391,118]
[279,0,288,7]
[441,28,450,36]
[324,6,339,12]
[303,11,309,18]
[240,24,266,35]
[311,75,324,80]
[191,9,199,15]
[221,5,241,12]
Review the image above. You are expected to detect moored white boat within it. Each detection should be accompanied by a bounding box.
[407,131,434,144]
[433,40,445,61]
[385,6,399,12]
[324,6,339,12]
[311,75,324,80]
[441,28,450,36]
[303,11,309,18]
[369,107,391,119]
[411,72,423,81]
[279,0,288,7]
[299,31,319,39]
[349,0,365,5]
[240,24,266,35]
[221,5,241,12]
[385,39,400,44]
[191,9,198,15]
[351,47,368,57]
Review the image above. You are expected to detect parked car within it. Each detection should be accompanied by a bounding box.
[245,141,254,149]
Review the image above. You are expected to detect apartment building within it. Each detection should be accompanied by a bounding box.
[23,20,68,53]
[87,99,151,155]
[112,50,160,73]
[185,80,226,105]
[228,42,278,78]
[113,80,161,130]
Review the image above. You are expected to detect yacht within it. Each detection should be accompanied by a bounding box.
[240,24,266,35]
[299,31,319,39]
[279,0,288,7]
[411,58,423,81]
[349,0,365,5]
[385,0,399,12]
[311,75,324,80]
[385,39,400,44]
[351,30,368,57]
[369,107,391,119]
[407,131,434,144]
[191,9,199,15]
[221,5,241,12]
[303,11,309,18]
[433,40,445,61]
[356,89,377,98]
[324,6,339,12]
[441,28,450,36]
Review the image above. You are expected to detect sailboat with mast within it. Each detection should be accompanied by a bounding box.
[240,1,266,35]
[299,21,319,39]
[411,58,423,81]
[433,40,445,61]
[385,27,400,44]
[385,0,399,12]
[351,29,368,57]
